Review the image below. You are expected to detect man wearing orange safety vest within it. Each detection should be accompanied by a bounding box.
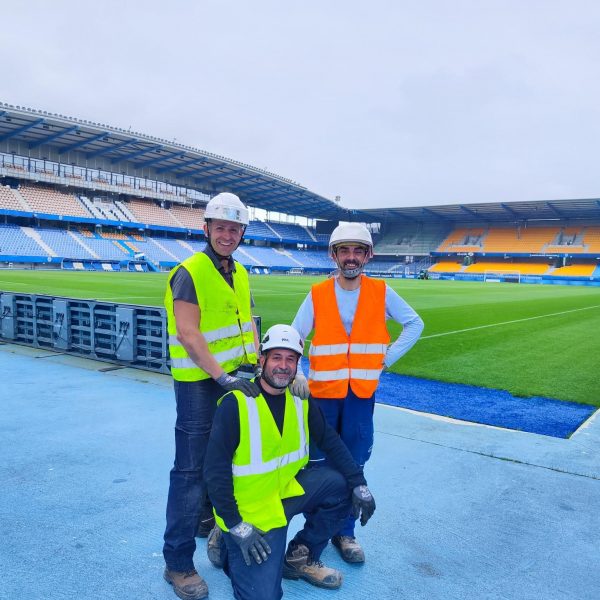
[290,222,424,563]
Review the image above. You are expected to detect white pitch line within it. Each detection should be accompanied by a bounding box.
[420,304,600,340]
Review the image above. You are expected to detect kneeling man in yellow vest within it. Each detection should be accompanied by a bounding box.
[204,324,376,600]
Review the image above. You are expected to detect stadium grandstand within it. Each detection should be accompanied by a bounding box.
[1,102,600,286]
[363,201,600,285]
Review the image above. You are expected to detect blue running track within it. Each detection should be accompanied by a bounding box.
[1,345,599,600]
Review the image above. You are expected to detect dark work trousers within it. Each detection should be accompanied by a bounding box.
[220,467,352,600]
[163,378,223,572]
[308,389,375,537]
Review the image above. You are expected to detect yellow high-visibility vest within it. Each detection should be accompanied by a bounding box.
[214,387,309,533]
[165,252,257,381]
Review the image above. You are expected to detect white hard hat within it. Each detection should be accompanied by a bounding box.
[329,223,373,255]
[260,324,304,356]
[205,192,249,225]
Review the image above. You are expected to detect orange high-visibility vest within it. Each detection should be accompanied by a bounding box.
[308,276,390,399]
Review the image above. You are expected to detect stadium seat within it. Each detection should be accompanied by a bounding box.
[0,224,49,256]
[428,261,464,273]
[18,184,89,218]
[128,200,182,227]
[169,204,205,230]
[0,185,26,212]
[551,264,595,277]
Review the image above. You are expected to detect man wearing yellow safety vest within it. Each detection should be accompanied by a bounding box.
[163,192,261,600]
[204,324,376,600]
[290,222,424,564]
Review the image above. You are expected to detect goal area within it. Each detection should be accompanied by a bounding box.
[483,270,521,283]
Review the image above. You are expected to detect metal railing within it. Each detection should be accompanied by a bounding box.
[0,291,261,376]
[0,292,169,373]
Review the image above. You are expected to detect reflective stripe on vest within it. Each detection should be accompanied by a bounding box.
[350,343,388,354]
[308,276,390,399]
[308,368,381,381]
[232,393,308,476]
[308,343,348,357]
[168,321,253,347]
[308,342,388,357]
[171,343,257,369]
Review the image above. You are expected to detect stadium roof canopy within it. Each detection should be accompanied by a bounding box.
[3,103,600,226]
[358,198,600,224]
[0,102,348,221]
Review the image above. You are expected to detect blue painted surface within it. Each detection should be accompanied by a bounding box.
[1,346,600,600]
[300,358,596,439]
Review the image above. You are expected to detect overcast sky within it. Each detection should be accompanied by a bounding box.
[2,1,600,210]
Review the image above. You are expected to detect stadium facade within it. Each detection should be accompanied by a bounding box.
[1,102,600,285]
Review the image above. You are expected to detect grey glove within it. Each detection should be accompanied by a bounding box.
[229,521,271,566]
[351,485,376,526]
[289,370,309,398]
[216,373,260,397]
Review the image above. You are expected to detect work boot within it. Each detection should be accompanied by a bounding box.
[207,525,224,569]
[282,542,342,589]
[331,535,365,563]
[196,514,215,538]
[163,568,208,600]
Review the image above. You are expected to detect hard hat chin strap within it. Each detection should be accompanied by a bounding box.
[340,264,364,279]
[332,246,369,279]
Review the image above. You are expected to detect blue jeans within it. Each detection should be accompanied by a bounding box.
[308,389,375,537]
[221,467,352,600]
[163,378,223,571]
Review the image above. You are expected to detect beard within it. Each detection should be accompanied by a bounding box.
[262,367,295,390]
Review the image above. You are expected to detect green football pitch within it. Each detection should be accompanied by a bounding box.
[1,270,599,406]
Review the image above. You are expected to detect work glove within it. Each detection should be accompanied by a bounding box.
[351,485,376,526]
[216,373,260,397]
[229,521,271,566]
[289,370,310,399]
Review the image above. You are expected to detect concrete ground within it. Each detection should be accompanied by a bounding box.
[0,343,598,600]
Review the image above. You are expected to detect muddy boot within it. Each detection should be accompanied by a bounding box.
[163,568,208,600]
[206,525,224,569]
[282,542,342,589]
[331,535,365,563]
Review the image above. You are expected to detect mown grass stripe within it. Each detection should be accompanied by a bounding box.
[421,304,600,339]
